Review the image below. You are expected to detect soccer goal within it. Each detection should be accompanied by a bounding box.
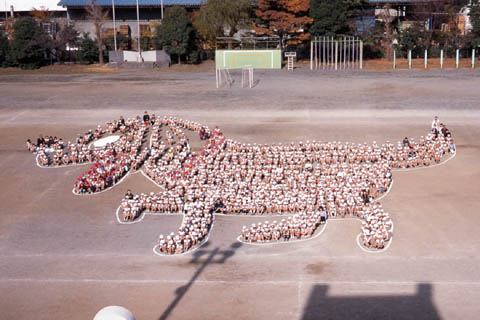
[241,65,254,89]
[215,67,233,89]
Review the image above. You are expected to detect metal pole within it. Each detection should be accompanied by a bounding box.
[393,49,396,70]
[136,0,142,60]
[360,41,363,70]
[408,49,412,69]
[473,49,476,69]
[327,37,330,68]
[352,37,357,69]
[322,37,325,69]
[335,40,338,70]
[440,49,443,69]
[4,0,7,20]
[424,49,427,70]
[310,38,315,70]
[348,37,351,68]
[112,0,117,52]
[161,0,164,20]
[343,37,346,69]
[456,49,459,69]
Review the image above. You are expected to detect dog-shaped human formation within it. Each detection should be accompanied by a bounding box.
[27,114,456,255]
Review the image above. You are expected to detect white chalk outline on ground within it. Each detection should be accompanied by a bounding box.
[116,207,182,225]
[35,154,92,169]
[356,233,394,254]
[356,219,395,254]
[140,169,165,189]
[71,170,133,196]
[236,219,329,246]
[391,150,456,172]
[152,217,215,257]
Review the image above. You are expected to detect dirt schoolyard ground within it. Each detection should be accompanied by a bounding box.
[0,68,479,319]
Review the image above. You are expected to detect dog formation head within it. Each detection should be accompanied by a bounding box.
[27,114,456,255]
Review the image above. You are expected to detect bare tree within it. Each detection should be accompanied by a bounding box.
[377,3,396,60]
[85,0,109,64]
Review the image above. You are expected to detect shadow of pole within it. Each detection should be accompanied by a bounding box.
[158,242,242,320]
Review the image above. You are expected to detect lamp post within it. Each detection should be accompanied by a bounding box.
[161,0,164,20]
[112,0,117,51]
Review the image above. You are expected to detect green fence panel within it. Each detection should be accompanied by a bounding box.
[215,50,282,69]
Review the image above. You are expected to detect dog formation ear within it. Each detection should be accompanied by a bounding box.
[28,115,456,255]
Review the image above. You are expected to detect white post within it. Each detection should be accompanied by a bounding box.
[440,49,443,69]
[424,49,427,69]
[335,41,338,70]
[472,49,475,69]
[112,0,117,52]
[360,41,363,70]
[408,49,412,69]
[250,67,253,88]
[393,49,396,70]
[456,49,459,69]
[310,38,315,70]
[216,69,219,88]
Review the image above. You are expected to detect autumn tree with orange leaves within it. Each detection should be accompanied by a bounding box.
[254,0,313,48]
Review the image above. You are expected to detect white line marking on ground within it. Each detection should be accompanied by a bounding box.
[2,279,480,286]
[375,178,394,201]
[140,169,165,189]
[237,220,329,246]
[116,208,183,225]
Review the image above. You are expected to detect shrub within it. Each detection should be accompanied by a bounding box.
[77,33,98,64]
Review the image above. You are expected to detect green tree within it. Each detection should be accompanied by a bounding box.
[77,33,98,64]
[309,0,366,36]
[0,30,9,67]
[310,0,348,36]
[153,7,197,64]
[194,0,252,45]
[398,27,423,57]
[9,17,49,69]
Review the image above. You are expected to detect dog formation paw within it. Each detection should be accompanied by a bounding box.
[27,113,455,255]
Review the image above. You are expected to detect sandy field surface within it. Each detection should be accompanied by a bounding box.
[0,68,480,320]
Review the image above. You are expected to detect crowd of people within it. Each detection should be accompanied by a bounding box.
[29,114,455,253]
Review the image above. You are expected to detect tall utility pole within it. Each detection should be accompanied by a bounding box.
[112,0,117,51]
[5,0,7,20]
[136,0,142,60]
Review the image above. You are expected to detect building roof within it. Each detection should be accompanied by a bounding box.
[369,0,439,2]
[58,0,205,6]
[4,0,66,12]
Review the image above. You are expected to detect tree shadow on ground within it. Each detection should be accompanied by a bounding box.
[158,241,242,320]
[302,283,441,320]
